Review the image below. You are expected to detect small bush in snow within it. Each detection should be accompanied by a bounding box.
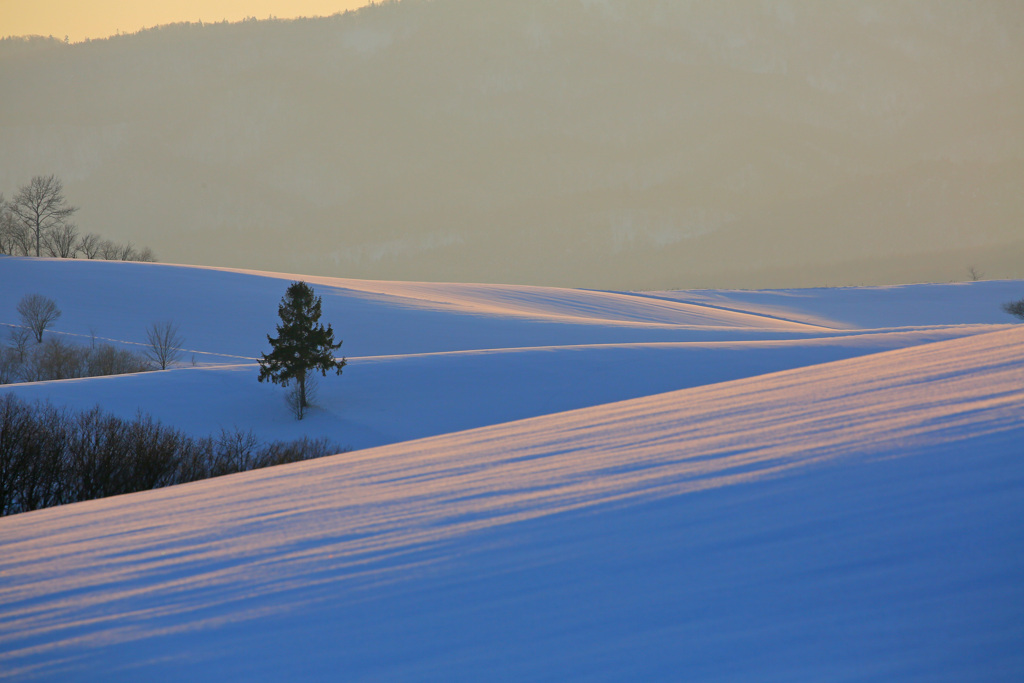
[1004,298,1024,321]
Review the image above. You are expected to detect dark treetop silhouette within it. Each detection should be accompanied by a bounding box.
[258,281,346,419]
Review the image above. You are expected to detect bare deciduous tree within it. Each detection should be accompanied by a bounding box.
[43,222,79,258]
[0,195,13,255]
[8,328,32,362]
[134,246,157,262]
[0,196,30,256]
[0,348,19,385]
[16,294,62,343]
[88,237,157,262]
[99,239,120,260]
[145,321,184,370]
[20,338,88,382]
[86,344,151,377]
[76,232,103,259]
[3,176,157,262]
[8,175,78,258]
[117,241,136,261]
[968,266,984,281]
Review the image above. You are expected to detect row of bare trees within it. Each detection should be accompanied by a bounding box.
[0,174,155,261]
[0,335,153,385]
[0,395,343,516]
[2,294,187,384]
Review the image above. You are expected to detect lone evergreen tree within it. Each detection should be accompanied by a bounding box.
[258,282,346,419]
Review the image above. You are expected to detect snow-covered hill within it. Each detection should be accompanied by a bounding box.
[1,257,1018,448]
[1,258,1022,680]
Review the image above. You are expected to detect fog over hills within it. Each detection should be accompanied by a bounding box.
[2,0,1021,288]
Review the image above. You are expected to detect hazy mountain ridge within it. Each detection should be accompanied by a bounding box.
[1,0,1021,288]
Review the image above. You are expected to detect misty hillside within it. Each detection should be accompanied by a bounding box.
[2,0,1022,288]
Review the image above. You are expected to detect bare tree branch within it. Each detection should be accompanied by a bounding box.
[76,232,103,259]
[145,321,184,370]
[117,241,136,261]
[43,222,79,258]
[0,195,31,256]
[8,328,32,363]
[99,240,120,259]
[16,294,62,343]
[0,194,12,256]
[134,246,157,262]
[8,175,78,258]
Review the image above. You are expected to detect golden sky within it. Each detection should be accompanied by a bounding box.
[1,1,372,42]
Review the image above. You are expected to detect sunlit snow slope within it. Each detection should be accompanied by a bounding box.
[0,258,1019,449]
[1,322,1022,681]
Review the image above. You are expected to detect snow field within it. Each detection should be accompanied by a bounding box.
[1,257,1018,447]
[0,257,1022,680]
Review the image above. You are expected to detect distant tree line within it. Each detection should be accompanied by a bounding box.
[0,335,152,385]
[0,174,155,261]
[2,294,186,385]
[0,394,344,516]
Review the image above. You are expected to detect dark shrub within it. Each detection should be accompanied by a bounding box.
[0,395,346,516]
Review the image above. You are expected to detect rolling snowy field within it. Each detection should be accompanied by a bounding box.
[1,257,1022,681]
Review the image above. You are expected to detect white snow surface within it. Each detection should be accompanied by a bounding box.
[1,257,1023,681]
[1,258,1018,449]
